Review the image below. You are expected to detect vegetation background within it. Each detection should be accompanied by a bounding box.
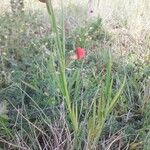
[0,0,150,149]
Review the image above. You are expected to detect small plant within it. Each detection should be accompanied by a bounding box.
[45,0,79,133]
[86,52,126,149]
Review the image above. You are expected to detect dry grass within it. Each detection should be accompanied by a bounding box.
[0,1,149,98]
[22,0,148,77]
[1,1,150,23]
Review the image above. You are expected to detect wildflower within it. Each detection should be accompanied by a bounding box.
[90,10,94,13]
[76,47,86,59]
[70,47,86,60]
[88,0,96,17]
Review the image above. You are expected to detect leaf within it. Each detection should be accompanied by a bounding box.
[108,76,126,114]
[129,142,143,150]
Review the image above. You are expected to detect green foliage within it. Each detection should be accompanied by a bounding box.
[74,17,110,47]
[86,52,126,148]
[0,2,149,149]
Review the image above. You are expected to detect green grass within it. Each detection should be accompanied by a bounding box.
[0,0,150,149]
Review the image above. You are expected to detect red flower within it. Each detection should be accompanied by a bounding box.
[75,47,86,59]
[70,47,86,60]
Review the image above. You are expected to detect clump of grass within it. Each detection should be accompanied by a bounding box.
[86,53,126,149]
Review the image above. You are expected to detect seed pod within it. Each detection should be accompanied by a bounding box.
[39,0,47,3]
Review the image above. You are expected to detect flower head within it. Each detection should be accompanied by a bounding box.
[75,47,86,59]
[70,47,86,60]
